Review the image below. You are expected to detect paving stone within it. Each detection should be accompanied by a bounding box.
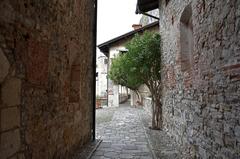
[91,102,182,159]
[119,154,133,159]
[124,145,138,150]
[99,142,112,148]
[105,152,119,157]
[94,151,104,156]
[91,102,153,159]
[139,108,181,159]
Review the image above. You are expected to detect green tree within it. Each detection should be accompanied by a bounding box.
[108,53,142,98]
[109,32,162,129]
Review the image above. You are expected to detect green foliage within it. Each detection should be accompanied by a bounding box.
[108,53,142,90]
[109,31,163,129]
[125,32,161,86]
[109,31,161,90]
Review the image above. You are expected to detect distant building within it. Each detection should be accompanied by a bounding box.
[96,54,108,98]
[98,22,159,107]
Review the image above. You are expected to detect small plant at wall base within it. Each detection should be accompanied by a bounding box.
[109,32,162,129]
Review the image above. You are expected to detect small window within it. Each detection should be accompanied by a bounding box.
[180,4,193,72]
[180,4,193,89]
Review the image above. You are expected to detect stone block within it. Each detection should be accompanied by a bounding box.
[17,153,25,159]
[1,78,21,106]
[0,129,21,159]
[234,126,240,137]
[26,40,49,87]
[1,107,20,131]
[224,134,236,148]
[74,110,82,122]
[223,123,231,134]
[160,0,240,158]
[0,0,94,158]
[0,48,10,83]
[0,1,15,24]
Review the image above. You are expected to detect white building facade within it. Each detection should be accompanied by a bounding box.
[98,22,159,107]
[96,54,108,98]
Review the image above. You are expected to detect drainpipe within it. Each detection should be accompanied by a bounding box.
[92,0,97,141]
[106,54,109,107]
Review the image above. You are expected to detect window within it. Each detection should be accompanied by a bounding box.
[180,4,193,88]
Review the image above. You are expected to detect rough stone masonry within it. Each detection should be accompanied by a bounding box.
[160,0,240,158]
[0,0,94,159]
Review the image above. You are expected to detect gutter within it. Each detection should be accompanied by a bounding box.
[92,0,97,141]
[107,54,109,107]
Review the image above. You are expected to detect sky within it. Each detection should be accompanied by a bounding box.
[97,0,142,49]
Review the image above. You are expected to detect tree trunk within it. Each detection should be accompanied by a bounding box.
[134,90,142,106]
[151,97,156,128]
[151,93,162,130]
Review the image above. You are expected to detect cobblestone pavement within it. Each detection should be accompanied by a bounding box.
[91,103,154,159]
[139,111,181,159]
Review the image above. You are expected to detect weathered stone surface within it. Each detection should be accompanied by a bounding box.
[159,0,240,158]
[1,78,21,106]
[1,106,20,131]
[0,48,9,83]
[143,97,152,116]
[92,103,153,159]
[0,0,94,159]
[26,39,49,87]
[0,0,15,24]
[0,129,21,159]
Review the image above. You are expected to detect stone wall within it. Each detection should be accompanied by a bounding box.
[159,0,240,158]
[0,0,94,159]
[143,97,152,116]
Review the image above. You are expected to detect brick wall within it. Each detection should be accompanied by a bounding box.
[0,0,94,159]
[160,0,240,158]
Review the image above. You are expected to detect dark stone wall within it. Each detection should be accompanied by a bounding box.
[0,0,94,158]
[159,0,240,158]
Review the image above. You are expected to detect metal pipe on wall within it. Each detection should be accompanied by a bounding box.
[92,0,97,141]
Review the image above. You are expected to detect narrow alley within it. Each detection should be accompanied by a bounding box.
[92,102,153,159]
[0,1,239,159]
[91,102,180,159]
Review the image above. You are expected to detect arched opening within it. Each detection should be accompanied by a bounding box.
[180,4,193,88]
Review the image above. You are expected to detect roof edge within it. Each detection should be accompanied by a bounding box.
[136,0,159,14]
[97,21,159,53]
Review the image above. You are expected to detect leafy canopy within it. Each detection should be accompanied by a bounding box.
[108,31,161,90]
